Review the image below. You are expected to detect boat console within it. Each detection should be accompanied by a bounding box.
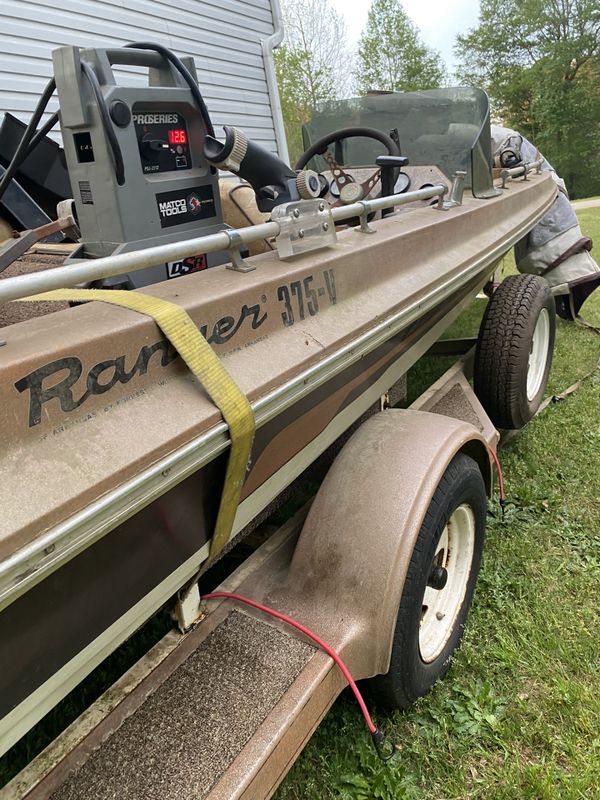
[301,87,501,200]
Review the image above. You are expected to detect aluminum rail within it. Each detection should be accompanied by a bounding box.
[0,184,447,304]
[500,158,543,189]
[329,184,446,221]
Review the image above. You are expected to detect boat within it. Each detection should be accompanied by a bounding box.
[0,80,557,767]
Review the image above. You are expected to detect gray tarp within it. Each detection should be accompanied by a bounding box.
[491,125,599,317]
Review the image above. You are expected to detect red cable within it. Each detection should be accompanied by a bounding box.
[202,591,377,734]
[488,446,505,504]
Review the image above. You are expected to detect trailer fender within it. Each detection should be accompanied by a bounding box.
[276,409,492,680]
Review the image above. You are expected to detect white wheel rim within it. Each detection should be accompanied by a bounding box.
[527,308,550,402]
[419,504,475,663]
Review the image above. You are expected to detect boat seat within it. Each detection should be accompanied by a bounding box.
[218,178,273,256]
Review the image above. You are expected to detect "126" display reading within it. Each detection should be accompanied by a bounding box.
[168,128,187,145]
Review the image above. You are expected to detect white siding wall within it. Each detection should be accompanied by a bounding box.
[0,0,283,154]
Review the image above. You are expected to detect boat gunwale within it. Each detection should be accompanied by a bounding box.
[0,184,448,303]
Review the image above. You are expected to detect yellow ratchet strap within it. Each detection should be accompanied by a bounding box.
[20,288,255,564]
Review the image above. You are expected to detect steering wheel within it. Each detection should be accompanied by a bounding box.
[295,126,402,207]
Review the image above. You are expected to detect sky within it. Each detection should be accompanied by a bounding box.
[329,0,480,77]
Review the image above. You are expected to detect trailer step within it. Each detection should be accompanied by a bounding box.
[46,611,314,800]
[6,509,344,800]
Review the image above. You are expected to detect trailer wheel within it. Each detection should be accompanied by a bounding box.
[368,452,486,710]
[474,274,555,429]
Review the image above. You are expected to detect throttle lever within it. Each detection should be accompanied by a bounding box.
[376,155,410,217]
[375,156,410,168]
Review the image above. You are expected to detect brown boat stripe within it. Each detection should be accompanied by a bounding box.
[242,265,489,498]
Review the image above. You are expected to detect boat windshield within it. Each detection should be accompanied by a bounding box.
[302,87,497,198]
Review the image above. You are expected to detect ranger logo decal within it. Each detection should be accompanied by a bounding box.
[15,303,267,427]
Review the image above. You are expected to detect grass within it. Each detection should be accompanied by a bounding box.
[1,209,599,795]
[275,207,600,800]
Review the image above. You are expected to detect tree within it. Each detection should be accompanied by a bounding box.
[274,0,352,162]
[455,0,600,198]
[356,0,447,94]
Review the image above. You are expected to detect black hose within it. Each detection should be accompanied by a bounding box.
[125,41,215,137]
[27,112,59,153]
[81,61,125,186]
[0,77,56,202]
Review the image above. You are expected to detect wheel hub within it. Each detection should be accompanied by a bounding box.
[527,308,550,401]
[419,504,476,663]
[427,565,448,590]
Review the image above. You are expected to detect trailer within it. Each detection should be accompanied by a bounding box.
[3,345,507,800]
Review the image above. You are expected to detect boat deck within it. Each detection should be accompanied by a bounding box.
[0,246,73,328]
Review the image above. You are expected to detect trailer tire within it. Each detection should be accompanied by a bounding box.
[474,274,555,429]
[367,452,486,710]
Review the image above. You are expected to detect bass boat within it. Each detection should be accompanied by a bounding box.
[0,79,557,759]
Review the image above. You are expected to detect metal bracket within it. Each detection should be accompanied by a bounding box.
[435,184,449,210]
[356,201,376,234]
[443,171,466,209]
[225,229,255,273]
[522,160,542,180]
[172,580,203,632]
[272,199,337,259]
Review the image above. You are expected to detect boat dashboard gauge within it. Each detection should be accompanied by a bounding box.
[394,172,411,194]
[329,174,355,198]
[316,173,330,197]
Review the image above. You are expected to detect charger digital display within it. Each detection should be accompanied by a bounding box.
[133,109,192,174]
[168,129,187,145]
